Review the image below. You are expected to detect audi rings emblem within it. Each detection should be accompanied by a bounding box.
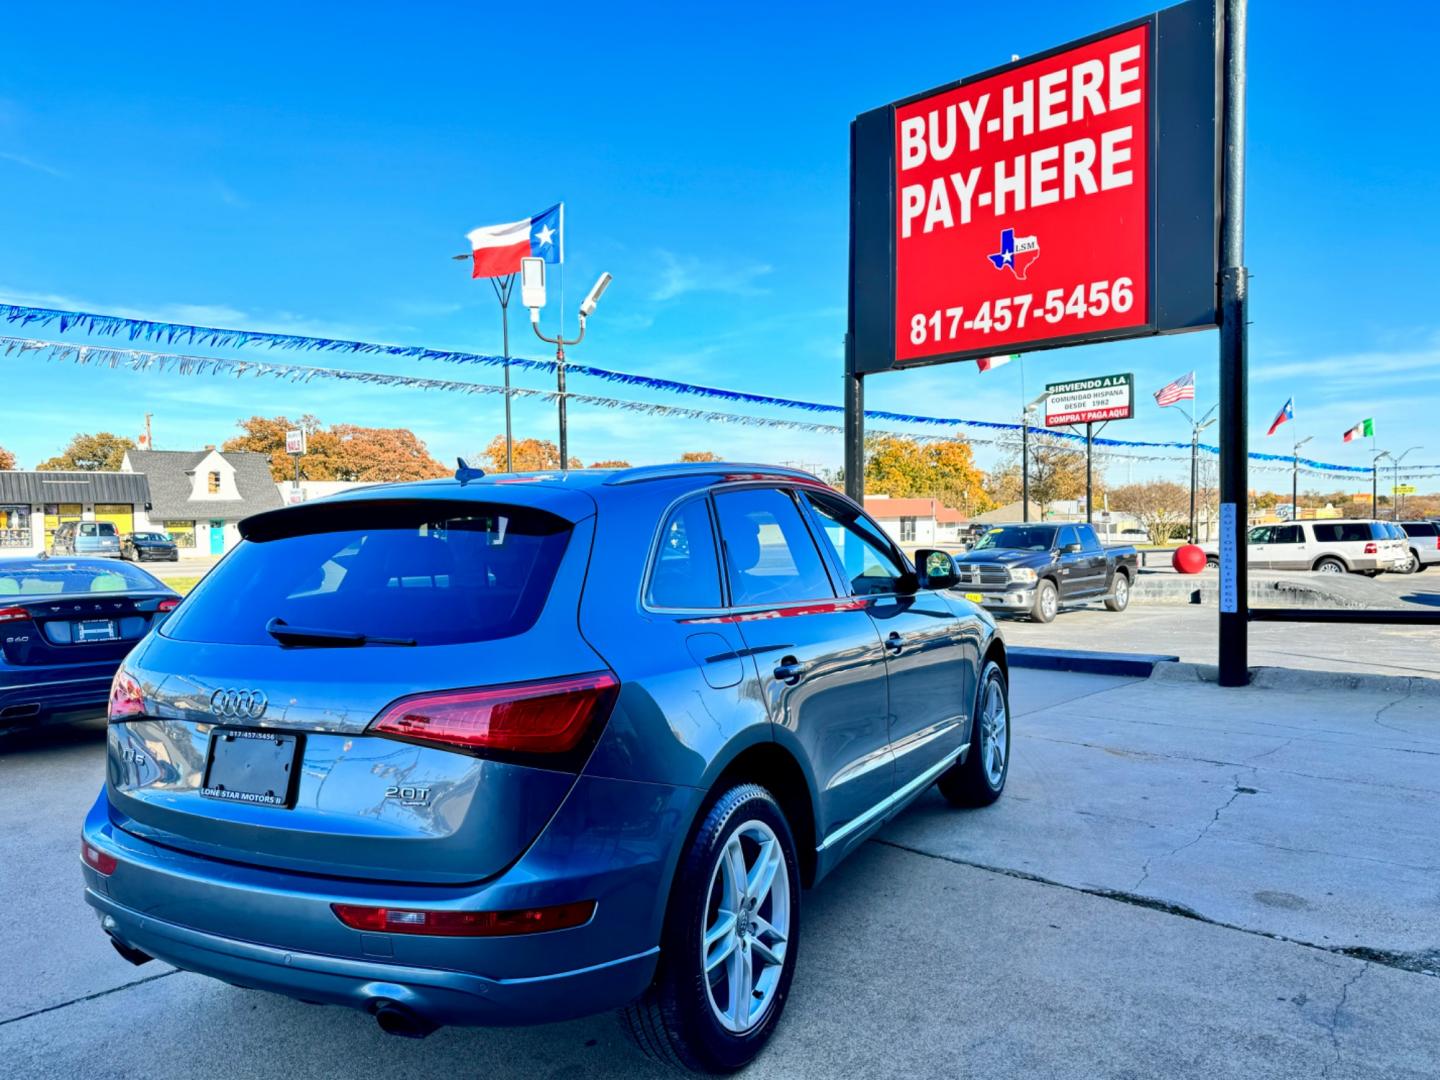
[210,688,269,720]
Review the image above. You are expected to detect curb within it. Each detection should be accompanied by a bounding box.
[1008,646,1179,678]
[1149,660,1440,697]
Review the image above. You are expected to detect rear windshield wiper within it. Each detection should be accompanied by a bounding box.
[265,617,416,648]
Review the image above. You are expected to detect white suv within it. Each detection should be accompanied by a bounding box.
[1203,519,1408,575]
[1399,521,1440,574]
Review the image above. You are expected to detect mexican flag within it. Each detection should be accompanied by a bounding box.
[1342,418,1374,443]
[976,354,1018,373]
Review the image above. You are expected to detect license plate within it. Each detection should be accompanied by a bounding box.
[76,619,117,642]
[201,729,302,808]
[964,592,985,603]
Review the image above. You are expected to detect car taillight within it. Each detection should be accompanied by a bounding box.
[108,670,144,721]
[331,900,594,937]
[157,598,180,613]
[81,837,117,876]
[0,606,29,623]
[1363,542,1378,554]
[370,672,618,755]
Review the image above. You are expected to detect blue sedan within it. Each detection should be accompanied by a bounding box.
[0,557,179,734]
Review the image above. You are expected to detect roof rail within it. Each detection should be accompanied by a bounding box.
[603,462,826,487]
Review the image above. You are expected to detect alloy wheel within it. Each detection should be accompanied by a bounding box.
[1114,577,1129,607]
[979,678,1008,787]
[703,820,791,1034]
[1042,586,1058,620]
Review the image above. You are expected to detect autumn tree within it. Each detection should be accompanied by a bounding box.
[1110,481,1190,546]
[481,436,581,473]
[587,460,632,469]
[0,444,15,470]
[37,432,135,471]
[679,450,721,462]
[224,415,448,483]
[987,432,1098,518]
[863,435,990,515]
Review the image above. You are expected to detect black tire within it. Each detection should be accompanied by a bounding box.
[1206,556,1219,569]
[620,783,801,1073]
[1405,550,1421,575]
[1314,557,1346,575]
[1029,579,1058,623]
[937,660,1010,808]
[1104,571,1131,612]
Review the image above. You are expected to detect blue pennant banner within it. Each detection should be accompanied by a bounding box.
[0,302,1385,477]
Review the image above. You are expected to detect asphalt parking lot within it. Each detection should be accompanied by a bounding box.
[2,668,1437,1079]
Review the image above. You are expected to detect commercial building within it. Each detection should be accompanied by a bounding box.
[0,470,153,555]
[120,448,283,556]
[863,496,967,548]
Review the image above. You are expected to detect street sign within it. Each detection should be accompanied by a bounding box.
[285,429,306,455]
[1045,372,1134,426]
[848,0,1219,374]
[1395,484,1417,495]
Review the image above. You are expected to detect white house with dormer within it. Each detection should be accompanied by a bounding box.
[121,447,283,555]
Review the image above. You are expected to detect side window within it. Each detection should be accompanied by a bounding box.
[1273,525,1301,544]
[647,498,723,609]
[1248,526,1273,543]
[1311,524,1338,543]
[803,491,907,597]
[1057,526,1080,551]
[713,488,835,607]
[79,523,97,537]
[1078,525,1103,552]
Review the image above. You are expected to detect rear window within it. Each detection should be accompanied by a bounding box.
[163,502,571,647]
[1311,523,1375,544]
[0,561,165,596]
[1402,522,1438,538]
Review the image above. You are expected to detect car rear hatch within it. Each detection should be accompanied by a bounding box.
[107,491,612,886]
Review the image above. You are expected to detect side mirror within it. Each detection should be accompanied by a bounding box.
[1062,542,1083,554]
[914,548,959,590]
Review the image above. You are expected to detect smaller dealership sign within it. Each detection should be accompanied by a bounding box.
[1045,372,1133,426]
[285,429,306,455]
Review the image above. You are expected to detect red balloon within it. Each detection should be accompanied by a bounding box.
[1172,544,1207,575]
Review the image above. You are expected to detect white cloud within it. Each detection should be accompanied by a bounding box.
[0,150,64,178]
[648,251,773,302]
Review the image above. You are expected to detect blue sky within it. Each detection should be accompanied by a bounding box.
[1,1,1437,494]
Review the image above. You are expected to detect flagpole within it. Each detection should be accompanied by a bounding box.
[491,274,516,472]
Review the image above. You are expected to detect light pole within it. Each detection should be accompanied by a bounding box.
[1190,406,1218,540]
[1392,446,1422,519]
[1291,434,1312,524]
[1372,450,1389,518]
[524,259,612,469]
[1021,393,1047,523]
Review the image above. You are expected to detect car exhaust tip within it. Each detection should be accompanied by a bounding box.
[372,1000,439,1039]
[108,936,154,967]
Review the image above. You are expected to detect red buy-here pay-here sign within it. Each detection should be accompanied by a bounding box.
[894,24,1150,362]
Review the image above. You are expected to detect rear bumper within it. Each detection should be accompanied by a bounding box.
[80,771,693,1026]
[86,887,657,1026]
[0,671,113,727]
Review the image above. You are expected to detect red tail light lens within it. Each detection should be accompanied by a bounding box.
[370,672,618,755]
[157,598,180,613]
[1363,542,1378,554]
[81,838,117,876]
[0,606,29,623]
[331,900,594,937]
[108,670,145,721]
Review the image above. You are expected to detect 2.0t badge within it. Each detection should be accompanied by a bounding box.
[210,688,268,720]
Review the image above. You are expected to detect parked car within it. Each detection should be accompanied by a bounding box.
[80,463,1009,1071]
[50,520,122,558]
[0,557,179,734]
[1202,520,1408,575]
[1398,521,1440,573]
[951,522,1139,623]
[120,530,180,562]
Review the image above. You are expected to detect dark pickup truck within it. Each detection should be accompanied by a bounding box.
[952,522,1139,623]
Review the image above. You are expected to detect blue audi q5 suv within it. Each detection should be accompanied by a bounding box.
[81,463,1010,1071]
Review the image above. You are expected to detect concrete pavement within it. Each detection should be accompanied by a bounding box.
[1,669,1436,1078]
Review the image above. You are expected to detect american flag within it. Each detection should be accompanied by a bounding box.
[1154,371,1196,407]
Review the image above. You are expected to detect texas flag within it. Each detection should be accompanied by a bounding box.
[1266,397,1294,436]
[466,203,563,279]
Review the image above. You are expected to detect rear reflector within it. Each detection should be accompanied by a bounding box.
[0,606,29,623]
[81,838,117,876]
[331,900,595,937]
[108,670,144,722]
[370,672,618,755]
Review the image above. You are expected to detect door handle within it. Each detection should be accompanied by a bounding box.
[772,656,810,685]
[885,632,903,655]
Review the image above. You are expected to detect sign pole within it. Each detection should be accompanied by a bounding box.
[1085,422,1094,524]
[843,358,865,502]
[1217,0,1250,687]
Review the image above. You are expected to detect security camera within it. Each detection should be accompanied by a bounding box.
[579,272,612,318]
